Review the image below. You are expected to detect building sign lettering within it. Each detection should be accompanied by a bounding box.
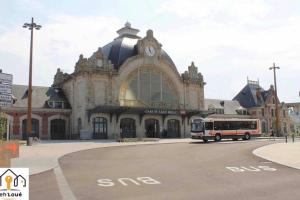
[144,109,178,115]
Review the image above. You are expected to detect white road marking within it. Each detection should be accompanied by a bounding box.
[260,161,273,164]
[54,166,76,200]
[226,165,277,172]
[97,177,161,187]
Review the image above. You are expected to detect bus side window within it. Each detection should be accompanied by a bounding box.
[250,121,257,129]
[205,122,213,130]
[214,121,220,130]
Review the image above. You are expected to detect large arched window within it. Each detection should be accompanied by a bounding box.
[166,119,180,138]
[50,119,66,140]
[120,118,136,138]
[22,118,39,140]
[93,117,107,139]
[120,68,178,108]
[145,118,160,138]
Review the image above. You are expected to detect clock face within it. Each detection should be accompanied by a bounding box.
[145,46,155,57]
[96,59,103,67]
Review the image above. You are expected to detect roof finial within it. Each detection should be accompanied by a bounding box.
[117,21,139,38]
[125,21,131,28]
[146,29,153,38]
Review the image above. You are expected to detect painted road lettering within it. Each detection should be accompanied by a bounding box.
[97,177,161,187]
[226,166,277,172]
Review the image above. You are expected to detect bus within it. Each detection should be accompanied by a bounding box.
[191,118,261,142]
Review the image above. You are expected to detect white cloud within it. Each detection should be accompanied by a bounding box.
[158,0,271,24]
[0,0,299,102]
[154,0,300,102]
[0,15,122,86]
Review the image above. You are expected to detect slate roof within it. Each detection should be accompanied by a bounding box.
[11,85,70,109]
[233,83,271,108]
[101,33,176,70]
[204,98,246,115]
[207,114,252,119]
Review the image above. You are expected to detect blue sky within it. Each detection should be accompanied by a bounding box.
[0,0,300,102]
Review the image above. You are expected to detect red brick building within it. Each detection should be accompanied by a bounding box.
[2,85,71,140]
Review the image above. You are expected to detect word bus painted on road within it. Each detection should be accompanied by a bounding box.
[226,166,277,173]
[191,118,261,142]
[97,177,161,187]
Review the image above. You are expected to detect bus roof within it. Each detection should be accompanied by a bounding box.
[192,118,259,122]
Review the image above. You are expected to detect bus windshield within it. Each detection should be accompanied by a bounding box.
[191,122,204,132]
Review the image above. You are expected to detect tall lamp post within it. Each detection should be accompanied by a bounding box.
[269,63,280,136]
[23,18,41,146]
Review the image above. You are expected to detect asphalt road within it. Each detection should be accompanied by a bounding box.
[31,140,300,200]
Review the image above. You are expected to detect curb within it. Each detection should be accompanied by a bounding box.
[252,142,300,170]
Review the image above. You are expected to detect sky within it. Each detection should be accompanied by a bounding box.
[0,0,299,102]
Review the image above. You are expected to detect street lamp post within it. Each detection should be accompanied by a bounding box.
[23,18,41,146]
[269,63,280,137]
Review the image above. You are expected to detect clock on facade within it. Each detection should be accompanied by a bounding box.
[96,59,103,67]
[145,45,155,57]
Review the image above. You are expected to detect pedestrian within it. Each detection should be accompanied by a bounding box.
[270,127,274,137]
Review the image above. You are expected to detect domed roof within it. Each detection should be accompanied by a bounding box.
[101,23,176,70]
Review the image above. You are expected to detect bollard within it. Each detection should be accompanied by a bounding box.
[285,135,288,143]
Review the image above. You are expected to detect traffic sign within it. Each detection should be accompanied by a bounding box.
[0,141,19,158]
[0,72,12,107]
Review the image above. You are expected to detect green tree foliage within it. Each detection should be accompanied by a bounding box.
[0,113,7,140]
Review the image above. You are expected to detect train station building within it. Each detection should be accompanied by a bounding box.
[3,23,206,140]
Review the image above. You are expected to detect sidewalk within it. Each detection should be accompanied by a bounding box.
[253,141,300,170]
[11,139,192,175]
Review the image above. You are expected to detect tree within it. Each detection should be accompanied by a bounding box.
[0,112,7,140]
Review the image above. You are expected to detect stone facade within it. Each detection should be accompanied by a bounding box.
[2,85,71,140]
[53,23,206,139]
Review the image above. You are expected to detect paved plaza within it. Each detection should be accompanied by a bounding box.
[10,138,300,199]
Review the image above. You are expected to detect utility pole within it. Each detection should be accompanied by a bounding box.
[269,63,280,136]
[23,18,41,146]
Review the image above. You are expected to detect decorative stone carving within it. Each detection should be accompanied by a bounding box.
[74,54,90,73]
[74,48,116,74]
[182,62,205,85]
[137,29,162,58]
[53,68,70,86]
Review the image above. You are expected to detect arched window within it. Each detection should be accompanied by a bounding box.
[120,69,178,108]
[145,119,160,138]
[120,118,136,138]
[166,119,180,138]
[22,118,39,140]
[50,119,66,140]
[93,117,107,139]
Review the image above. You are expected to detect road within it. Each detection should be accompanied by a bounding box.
[30,140,300,200]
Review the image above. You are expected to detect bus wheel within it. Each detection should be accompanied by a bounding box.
[232,138,238,141]
[203,139,208,143]
[214,134,221,142]
[243,133,251,140]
